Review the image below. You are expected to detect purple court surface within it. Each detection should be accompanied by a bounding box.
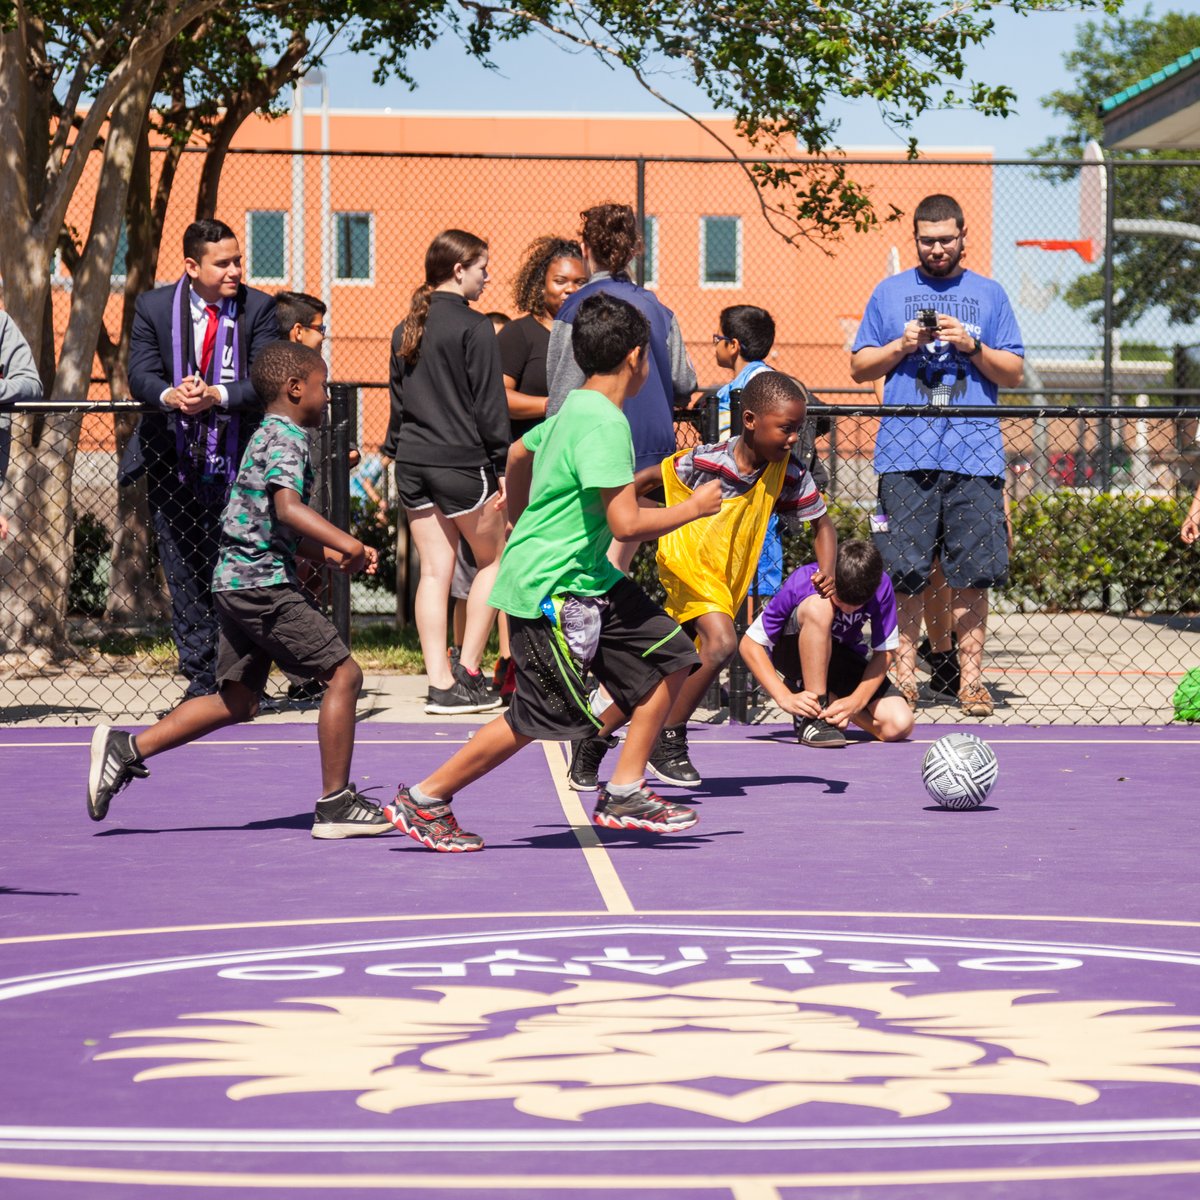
[5,720,1200,1199]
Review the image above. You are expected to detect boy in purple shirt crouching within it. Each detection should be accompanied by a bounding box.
[739,539,914,748]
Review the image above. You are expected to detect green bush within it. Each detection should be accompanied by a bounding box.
[1004,492,1200,613]
[69,511,111,617]
[349,496,398,592]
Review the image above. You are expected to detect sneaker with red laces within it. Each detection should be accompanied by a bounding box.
[593,784,698,834]
[384,786,484,852]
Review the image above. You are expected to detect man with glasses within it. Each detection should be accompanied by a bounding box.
[849,193,1024,718]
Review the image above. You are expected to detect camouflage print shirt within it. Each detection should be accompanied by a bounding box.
[212,414,313,593]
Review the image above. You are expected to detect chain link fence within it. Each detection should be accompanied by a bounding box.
[8,149,1200,723]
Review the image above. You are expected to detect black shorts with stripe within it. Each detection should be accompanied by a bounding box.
[504,576,699,741]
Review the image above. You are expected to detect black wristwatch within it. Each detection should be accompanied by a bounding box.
[967,336,983,357]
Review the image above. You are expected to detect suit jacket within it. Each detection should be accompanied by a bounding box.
[124,281,278,486]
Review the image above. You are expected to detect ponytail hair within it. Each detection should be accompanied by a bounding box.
[579,204,641,276]
[397,229,489,365]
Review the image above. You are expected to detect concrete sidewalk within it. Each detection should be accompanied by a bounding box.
[2,609,1196,727]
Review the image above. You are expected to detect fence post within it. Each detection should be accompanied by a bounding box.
[725,389,753,724]
[635,157,647,288]
[328,382,354,647]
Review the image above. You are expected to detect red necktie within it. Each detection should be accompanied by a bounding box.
[199,303,220,377]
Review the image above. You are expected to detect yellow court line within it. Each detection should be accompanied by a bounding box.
[541,742,634,915]
[7,908,1200,949]
[7,1159,1200,1189]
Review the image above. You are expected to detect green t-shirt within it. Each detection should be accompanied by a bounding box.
[489,388,634,618]
[212,414,312,593]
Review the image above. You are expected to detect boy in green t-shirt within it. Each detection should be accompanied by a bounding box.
[384,293,722,852]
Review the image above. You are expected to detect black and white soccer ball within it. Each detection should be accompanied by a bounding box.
[921,733,998,809]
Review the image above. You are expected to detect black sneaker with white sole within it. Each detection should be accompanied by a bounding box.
[794,715,847,748]
[646,723,701,786]
[567,733,618,790]
[87,725,149,821]
[593,785,698,834]
[425,679,496,715]
[453,660,504,711]
[311,784,393,839]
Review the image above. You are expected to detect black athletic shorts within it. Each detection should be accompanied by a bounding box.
[504,576,699,741]
[771,636,895,707]
[395,461,499,518]
[214,586,349,693]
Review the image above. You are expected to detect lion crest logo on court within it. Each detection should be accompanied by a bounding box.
[99,979,1200,1122]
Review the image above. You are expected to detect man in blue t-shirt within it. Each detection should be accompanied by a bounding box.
[850,194,1024,719]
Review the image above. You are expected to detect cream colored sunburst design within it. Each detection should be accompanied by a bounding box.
[98,980,1200,1122]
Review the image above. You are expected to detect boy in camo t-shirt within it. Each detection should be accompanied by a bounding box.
[86,342,392,841]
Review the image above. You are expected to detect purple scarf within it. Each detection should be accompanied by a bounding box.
[170,276,243,505]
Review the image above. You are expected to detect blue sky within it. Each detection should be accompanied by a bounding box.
[318,2,1173,158]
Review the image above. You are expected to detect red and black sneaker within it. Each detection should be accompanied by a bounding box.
[593,785,698,834]
[384,786,484,852]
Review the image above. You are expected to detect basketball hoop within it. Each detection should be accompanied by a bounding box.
[1015,238,1098,263]
[1014,141,1107,267]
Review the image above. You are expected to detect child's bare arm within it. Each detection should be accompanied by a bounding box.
[274,488,369,573]
[811,513,838,582]
[504,438,534,525]
[822,651,888,727]
[633,463,664,497]
[738,633,823,718]
[602,478,722,543]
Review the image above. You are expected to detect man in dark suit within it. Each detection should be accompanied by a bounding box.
[126,218,278,698]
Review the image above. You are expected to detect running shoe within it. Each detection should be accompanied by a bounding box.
[86,726,149,822]
[384,786,484,852]
[567,733,618,791]
[425,679,497,715]
[452,660,504,711]
[646,723,701,786]
[593,785,698,834]
[311,784,393,839]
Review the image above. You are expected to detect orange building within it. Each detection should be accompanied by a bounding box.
[67,110,995,456]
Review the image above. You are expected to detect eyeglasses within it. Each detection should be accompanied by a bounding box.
[916,235,961,249]
[307,323,327,335]
[713,333,734,345]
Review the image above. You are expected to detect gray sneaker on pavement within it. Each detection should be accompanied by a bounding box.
[311,784,394,839]
[87,725,149,822]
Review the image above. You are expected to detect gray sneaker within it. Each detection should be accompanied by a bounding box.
[452,660,504,712]
[311,784,393,839]
[87,726,149,822]
[593,785,698,834]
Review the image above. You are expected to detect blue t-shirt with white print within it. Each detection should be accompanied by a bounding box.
[852,268,1024,477]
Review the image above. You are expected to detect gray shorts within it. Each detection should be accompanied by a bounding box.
[875,471,1008,594]
[214,586,349,694]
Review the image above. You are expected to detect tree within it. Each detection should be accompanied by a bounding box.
[1,0,1112,651]
[1031,6,1200,329]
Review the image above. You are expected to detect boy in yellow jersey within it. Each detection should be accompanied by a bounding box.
[568,371,837,790]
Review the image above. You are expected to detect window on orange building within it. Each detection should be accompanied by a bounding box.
[701,216,741,288]
[335,212,374,284]
[641,215,658,288]
[247,211,288,284]
[110,222,129,287]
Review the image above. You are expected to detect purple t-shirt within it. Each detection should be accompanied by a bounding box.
[745,562,899,661]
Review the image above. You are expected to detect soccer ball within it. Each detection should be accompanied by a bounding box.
[921,733,998,809]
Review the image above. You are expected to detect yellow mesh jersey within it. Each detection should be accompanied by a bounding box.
[655,449,788,625]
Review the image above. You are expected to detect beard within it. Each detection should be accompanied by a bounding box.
[919,246,962,277]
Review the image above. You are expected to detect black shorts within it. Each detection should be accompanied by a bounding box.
[214,586,350,694]
[395,461,499,518]
[504,576,699,741]
[875,470,1008,593]
[771,636,895,707]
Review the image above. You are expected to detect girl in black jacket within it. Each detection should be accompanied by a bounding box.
[386,229,510,714]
